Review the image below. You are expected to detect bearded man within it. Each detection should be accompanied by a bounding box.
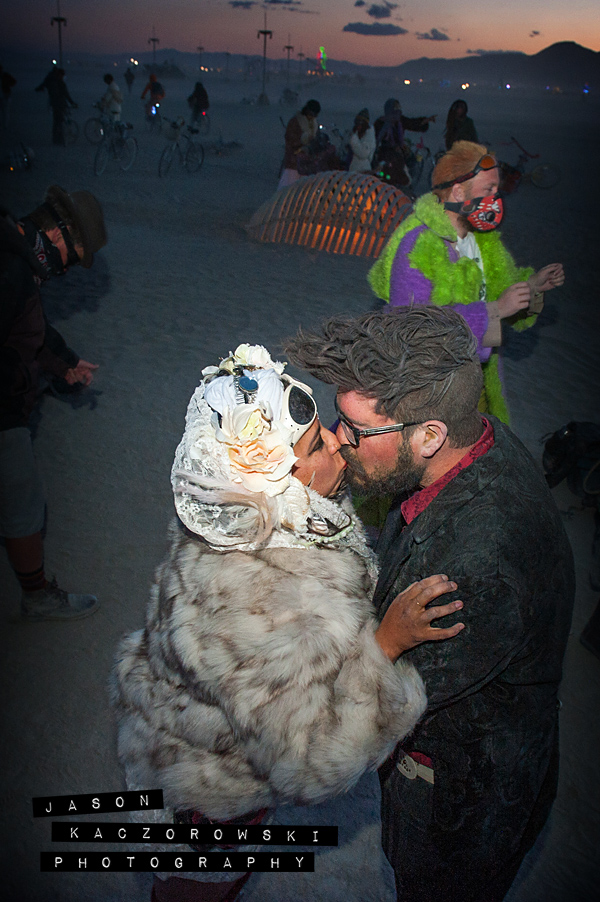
[368,140,564,422]
[286,305,575,902]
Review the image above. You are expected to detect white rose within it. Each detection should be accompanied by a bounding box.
[234,344,285,374]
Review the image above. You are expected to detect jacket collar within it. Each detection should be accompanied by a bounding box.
[413,192,457,242]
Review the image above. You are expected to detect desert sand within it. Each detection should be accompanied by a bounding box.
[0,60,598,901]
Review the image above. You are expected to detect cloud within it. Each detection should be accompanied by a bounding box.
[343,22,408,36]
[229,0,309,8]
[355,0,366,5]
[416,28,449,41]
[467,48,525,55]
[366,2,398,19]
[529,30,541,37]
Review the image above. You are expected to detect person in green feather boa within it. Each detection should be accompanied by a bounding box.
[368,141,565,425]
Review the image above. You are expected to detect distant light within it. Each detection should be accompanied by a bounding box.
[404,79,410,85]
[461,83,470,90]
[52,59,57,65]
[419,78,423,83]
[505,84,511,89]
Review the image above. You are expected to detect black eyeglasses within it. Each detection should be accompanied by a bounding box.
[334,398,419,448]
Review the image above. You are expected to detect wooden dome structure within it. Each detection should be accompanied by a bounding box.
[246,171,413,258]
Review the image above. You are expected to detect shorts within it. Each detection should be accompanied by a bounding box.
[0,427,46,538]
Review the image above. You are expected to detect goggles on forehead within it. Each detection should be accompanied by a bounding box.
[230,370,317,445]
[433,153,497,191]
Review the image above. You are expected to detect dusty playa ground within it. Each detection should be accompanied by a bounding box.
[0,60,599,901]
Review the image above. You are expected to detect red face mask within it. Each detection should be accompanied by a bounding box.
[446,194,504,231]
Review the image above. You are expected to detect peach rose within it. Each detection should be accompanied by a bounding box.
[215,405,296,496]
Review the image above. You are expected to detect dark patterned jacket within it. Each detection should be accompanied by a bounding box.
[0,214,78,430]
[373,417,575,901]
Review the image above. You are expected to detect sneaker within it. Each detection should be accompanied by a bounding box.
[21,578,100,622]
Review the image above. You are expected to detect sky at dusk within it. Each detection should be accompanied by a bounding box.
[5,0,600,67]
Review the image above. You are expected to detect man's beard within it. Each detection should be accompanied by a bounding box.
[339,441,426,499]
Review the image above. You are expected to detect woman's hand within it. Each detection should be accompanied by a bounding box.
[375,574,464,662]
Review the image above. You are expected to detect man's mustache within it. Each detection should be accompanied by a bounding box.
[339,445,356,465]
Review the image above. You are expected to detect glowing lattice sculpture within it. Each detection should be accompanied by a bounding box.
[246,171,413,258]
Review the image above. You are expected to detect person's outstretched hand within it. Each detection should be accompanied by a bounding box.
[375,574,464,662]
[64,360,98,386]
[529,263,565,294]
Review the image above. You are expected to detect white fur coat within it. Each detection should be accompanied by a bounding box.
[112,507,426,821]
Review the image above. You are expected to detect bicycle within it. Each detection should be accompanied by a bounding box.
[191,109,210,137]
[84,103,112,145]
[499,136,561,194]
[94,121,138,175]
[158,118,204,177]
[144,100,162,133]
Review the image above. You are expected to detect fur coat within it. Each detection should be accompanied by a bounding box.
[112,491,426,822]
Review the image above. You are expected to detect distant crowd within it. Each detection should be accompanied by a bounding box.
[278,95,477,194]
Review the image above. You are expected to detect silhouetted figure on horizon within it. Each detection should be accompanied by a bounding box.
[124,67,135,94]
[35,66,77,145]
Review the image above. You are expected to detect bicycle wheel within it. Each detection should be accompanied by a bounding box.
[84,117,104,144]
[64,119,79,145]
[118,136,137,171]
[530,163,561,189]
[185,141,204,173]
[94,141,110,175]
[159,144,175,177]
[197,111,210,136]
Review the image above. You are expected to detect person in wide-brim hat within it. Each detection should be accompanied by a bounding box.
[38,185,107,268]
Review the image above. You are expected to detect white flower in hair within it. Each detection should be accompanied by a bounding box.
[233,344,285,374]
[215,403,297,497]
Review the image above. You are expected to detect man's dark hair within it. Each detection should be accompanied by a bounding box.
[285,307,484,447]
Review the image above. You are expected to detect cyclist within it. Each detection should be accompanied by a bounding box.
[141,73,165,117]
[187,81,209,124]
[99,73,123,122]
[372,98,435,188]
